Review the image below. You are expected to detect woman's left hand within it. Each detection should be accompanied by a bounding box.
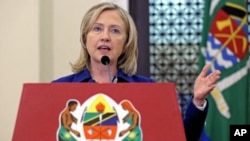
[193,64,221,107]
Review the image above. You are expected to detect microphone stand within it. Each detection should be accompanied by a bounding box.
[101,56,113,83]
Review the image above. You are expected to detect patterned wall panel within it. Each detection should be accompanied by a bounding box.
[149,0,204,114]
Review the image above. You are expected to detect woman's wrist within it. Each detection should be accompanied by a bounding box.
[193,97,206,107]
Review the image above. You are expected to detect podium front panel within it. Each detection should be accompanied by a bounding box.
[13,83,186,141]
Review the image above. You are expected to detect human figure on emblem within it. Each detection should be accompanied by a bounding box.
[119,100,142,141]
[58,100,80,141]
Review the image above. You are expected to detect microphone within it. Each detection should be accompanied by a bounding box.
[101,56,112,83]
[101,56,110,65]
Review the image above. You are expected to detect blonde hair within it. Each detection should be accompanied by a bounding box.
[71,2,138,76]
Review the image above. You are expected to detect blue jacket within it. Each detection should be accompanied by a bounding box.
[53,68,208,141]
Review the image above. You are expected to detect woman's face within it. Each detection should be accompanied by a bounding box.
[122,104,127,111]
[86,10,127,65]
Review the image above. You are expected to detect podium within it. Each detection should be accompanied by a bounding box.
[12,83,186,141]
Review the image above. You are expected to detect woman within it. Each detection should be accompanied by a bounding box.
[119,100,142,141]
[53,2,221,141]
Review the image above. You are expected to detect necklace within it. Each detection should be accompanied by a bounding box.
[92,75,117,83]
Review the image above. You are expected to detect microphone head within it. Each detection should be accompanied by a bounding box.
[101,56,110,65]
